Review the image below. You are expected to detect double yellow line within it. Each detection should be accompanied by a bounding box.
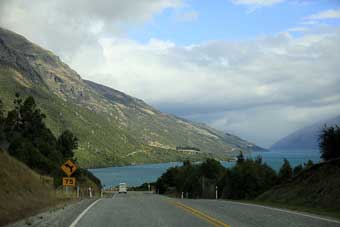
[170,201,231,227]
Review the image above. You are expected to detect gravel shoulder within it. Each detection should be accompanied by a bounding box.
[5,199,96,227]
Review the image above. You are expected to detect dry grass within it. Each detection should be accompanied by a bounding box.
[0,150,58,226]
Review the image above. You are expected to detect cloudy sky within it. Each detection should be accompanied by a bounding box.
[1,0,340,148]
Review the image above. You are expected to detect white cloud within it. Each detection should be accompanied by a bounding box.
[0,0,181,57]
[305,9,340,20]
[80,30,339,147]
[230,0,284,6]
[286,27,309,33]
[175,10,199,22]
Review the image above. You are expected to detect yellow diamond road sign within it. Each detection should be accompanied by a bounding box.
[62,177,76,187]
[61,160,77,177]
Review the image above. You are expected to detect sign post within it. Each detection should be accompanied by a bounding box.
[61,160,77,177]
[61,160,77,192]
[62,177,76,187]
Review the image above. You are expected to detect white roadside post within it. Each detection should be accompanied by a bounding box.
[181,192,184,199]
[215,186,218,200]
[77,184,80,199]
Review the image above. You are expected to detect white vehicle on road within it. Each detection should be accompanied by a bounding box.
[118,183,127,193]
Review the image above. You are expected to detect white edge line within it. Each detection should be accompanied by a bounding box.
[226,200,340,224]
[69,199,102,227]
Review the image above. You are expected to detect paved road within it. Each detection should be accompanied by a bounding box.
[70,192,340,227]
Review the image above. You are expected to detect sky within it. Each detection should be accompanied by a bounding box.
[0,0,340,148]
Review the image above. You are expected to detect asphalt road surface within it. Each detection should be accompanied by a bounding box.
[68,192,340,227]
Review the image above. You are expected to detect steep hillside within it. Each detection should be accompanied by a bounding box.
[271,116,340,150]
[257,159,340,213]
[0,27,262,167]
[0,150,57,226]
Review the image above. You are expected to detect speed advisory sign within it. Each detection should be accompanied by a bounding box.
[62,177,76,187]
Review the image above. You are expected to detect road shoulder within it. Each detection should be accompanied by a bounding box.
[6,199,96,227]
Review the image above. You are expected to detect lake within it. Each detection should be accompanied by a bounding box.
[88,149,320,187]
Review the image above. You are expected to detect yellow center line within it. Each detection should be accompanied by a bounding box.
[169,200,231,227]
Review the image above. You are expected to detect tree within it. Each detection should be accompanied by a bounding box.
[0,98,4,121]
[182,160,192,167]
[200,158,224,179]
[319,125,340,161]
[57,130,78,160]
[220,159,277,200]
[0,99,4,143]
[304,160,314,169]
[278,159,293,183]
[293,164,303,177]
[255,155,262,164]
[236,152,245,164]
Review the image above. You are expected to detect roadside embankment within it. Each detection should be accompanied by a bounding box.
[0,150,58,225]
[0,149,103,226]
[257,158,340,218]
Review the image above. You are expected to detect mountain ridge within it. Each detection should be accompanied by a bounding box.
[271,115,340,150]
[0,27,264,167]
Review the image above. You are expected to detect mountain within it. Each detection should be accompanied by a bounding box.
[271,115,340,150]
[0,27,263,167]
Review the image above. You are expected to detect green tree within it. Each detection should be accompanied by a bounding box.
[293,164,303,177]
[236,152,244,164]
[4,95,65,172]
[0,99,4,143]
[200,158,224,179]
[304,160,314,169]
[278,159,293,183]
[319,125,340,161]
[57,130,78,160]
[156,166,180,194]
[220,159,277,200]
[0,98,4,120]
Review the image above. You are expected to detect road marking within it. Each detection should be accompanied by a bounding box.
[69,199,102,227]
[112,192,118,199]
[170,201,231,227]
[226,201,340,224]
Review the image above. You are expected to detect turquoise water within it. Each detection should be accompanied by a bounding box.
[89,149,320,187]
